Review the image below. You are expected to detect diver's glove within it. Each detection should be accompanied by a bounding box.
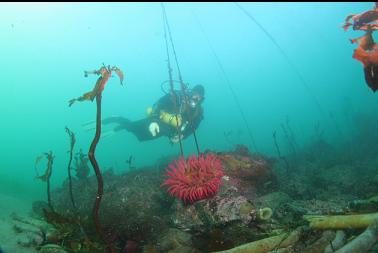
[170,134,184,144]
[149,122,160,137]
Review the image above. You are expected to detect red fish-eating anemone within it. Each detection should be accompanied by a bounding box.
[161,153,224,204]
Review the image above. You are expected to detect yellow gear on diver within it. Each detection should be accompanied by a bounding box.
[159,110,182,127]
[146,106,153,116]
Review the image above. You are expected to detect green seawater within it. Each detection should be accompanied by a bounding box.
[0,2,377,245]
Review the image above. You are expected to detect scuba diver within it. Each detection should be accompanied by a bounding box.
[101,84,205,144]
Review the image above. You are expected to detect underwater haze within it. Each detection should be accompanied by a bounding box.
[0,3,372,199]
[0,1,374,204]
[1,2,378,251]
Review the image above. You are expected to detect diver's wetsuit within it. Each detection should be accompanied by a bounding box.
[101,116,164,141]
[103,91,203,142]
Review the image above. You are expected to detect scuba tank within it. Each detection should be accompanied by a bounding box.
[146,106,153,116]
[146,106,182,128]
[159,110,182,128]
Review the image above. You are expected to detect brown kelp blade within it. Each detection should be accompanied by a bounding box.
[343,3,378,32]
[35,154,44,167]
[114,68,124,85]
[350,31,374,50]
[364,65,378,92]
[343,14,356,31]
[68,91,96,107]
[69,65,124,107]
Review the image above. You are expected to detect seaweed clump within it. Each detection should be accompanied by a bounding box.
[35,151,55,212]
[41,208,106,253]
[74,149,90,180]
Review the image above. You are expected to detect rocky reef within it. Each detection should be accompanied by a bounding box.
[7,140,378,253]
[23,146,277,253]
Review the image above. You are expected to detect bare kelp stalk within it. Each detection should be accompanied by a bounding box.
[65,126,76,210]
[69,64,124,253]
[281,122,297,157]
[285,116,299,152]
[272,131,290,176]
[35,151,55,211]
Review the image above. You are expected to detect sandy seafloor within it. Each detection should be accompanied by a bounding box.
[0,193,38,253]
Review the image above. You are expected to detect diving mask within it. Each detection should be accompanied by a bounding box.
[189,94,202,108]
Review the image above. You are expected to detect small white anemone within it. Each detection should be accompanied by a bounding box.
[257,207,273,221]
[222,175,230,181]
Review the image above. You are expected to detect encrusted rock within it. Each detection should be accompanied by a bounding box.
[10,213,58,247]
[38,244,69,253]
[157,228,195,252]
[171,178,257,231]
[256,191,292,211]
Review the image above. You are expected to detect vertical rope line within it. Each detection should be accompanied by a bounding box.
[191,8,259,152]
[161,3,184,156]
[234,2,326,119]
[162,3,201,155]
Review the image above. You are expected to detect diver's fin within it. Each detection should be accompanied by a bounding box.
[81,120,96,126]
[83,115,123,132]
[82,121,96,132]
[102,129,116,138]
[82,120,96,126]
[83,123,112,132]
[102,115,125,125]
